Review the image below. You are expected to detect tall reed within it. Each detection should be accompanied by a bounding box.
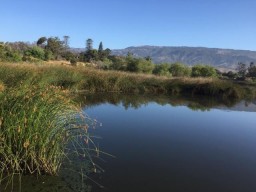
[0,83,95,184]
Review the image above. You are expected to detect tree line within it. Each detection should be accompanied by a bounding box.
[0,37,255,79]
[0,37,113,65]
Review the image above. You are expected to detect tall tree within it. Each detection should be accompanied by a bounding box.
[36,37,47,47]
[45,37,64,59]
[248,62,256,78]
[98,42,103,52]
[86,38,93,51]
[236,62,247,78]
[63,35,70,48]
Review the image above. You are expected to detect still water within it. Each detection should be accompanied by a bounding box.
[1,94,256,192]
[85,95,256,192]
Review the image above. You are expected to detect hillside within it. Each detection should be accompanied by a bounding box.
[112,46,256,70]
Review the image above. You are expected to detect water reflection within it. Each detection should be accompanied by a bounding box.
[0,160,92,192]
[84,94,256,192]
[78,93,256,112]
[1,94,255,192]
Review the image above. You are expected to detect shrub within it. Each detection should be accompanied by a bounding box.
[153,63,171,77]
[191,64,217,77]
[169,63,191,77]
[24,46,45,60]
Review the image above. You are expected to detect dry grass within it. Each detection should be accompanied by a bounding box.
[0,62,255,99]
[0,82,4,92]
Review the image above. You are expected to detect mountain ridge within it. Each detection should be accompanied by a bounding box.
[111,45,256,70]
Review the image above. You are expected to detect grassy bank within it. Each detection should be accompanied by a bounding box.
[0,62,255,99]
[0,80,97,189]
[0,62,255,188]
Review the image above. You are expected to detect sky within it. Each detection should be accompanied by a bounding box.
[0,0,255,50]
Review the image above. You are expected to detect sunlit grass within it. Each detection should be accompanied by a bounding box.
[1,62,256,99]
[0,61,255,190]
[0,83,98,189]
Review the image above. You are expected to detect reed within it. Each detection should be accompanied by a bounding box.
[0,62,255,98]
[0,83,96,185]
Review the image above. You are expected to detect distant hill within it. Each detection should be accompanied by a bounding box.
[112,46,256,70]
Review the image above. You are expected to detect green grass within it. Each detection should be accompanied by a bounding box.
[0,82,98,189]
[0,62,255,189]
[1,63,255,99]
[0,64,255,99]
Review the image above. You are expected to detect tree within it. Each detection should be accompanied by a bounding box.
[248,62,256,78]
[126,57,154,73]
[98,42,103,52]
[236,62,247,79]
[6,42,29,52]
[103,48,111,58]
[144,56,152,61]
[45,37,64,59]
[63,35,70,48]
[223,71,237,79]
[108,56,127,71]
[191,65,217,77]
[84,49,98,62]
[169,63,191,77]
[97,42,104,60]
[153,63,171,76]
[86,38,93,51]
[36,37,47,47]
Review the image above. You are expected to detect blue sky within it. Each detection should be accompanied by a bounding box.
[0,0,255,50]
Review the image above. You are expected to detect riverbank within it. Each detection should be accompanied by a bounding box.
[0,63,100,189]
[0,62,255,99]
[0,62,255,189]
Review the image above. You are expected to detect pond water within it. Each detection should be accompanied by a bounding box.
[1,94,256,192]
[84,94,256,192]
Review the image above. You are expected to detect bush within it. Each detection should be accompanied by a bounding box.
[24,46,45,60]
[191,64,217,77]
[0,44,22,62]
[153,63,171,77]
[70,58,77,66]
[169,63,191,77]
[126,57,154,74]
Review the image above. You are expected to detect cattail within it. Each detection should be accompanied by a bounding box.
[23,140,30,148]
[17,126,21,133]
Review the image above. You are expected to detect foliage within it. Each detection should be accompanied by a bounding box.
[153,63,171,76]
[222,71,238,79]
[70,58,78,66]
[24,46,45,60]
[63,35,70,48]
[44,49,53,61]
[84,49,99,62]
[45,37,64,59]
[0,44,22,62]
[247,62,256,78]
[169,63,191,77]
[36,37,47,47]
[191,64,217,77]
[86,39,93,51]
[0,84,96,181]
[0,63,255,99]
[107,56,127,71]
[236,62,247,79]
[98,41,103,52]
[126,57,154,73]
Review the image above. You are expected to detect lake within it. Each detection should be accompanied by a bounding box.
[1,94,256,192]
[84,94,256,192]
